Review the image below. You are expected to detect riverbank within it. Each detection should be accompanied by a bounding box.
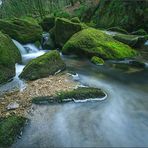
[0,72,78,117]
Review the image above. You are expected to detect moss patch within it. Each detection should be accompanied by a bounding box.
[19,50,66,81]
[0,32,21,84]
[0,116,26,147]
[32,87,106,104]
[0,18,42,44]
[91,56,104,65]
[62,28,137,60]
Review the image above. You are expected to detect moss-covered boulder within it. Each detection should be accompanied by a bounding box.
[62,28,137,60]
[0,18,43,44]
[91,56,104,65]
[113,33,147,47]
[40,16,55,31]
[54,18,83,47]
[0,32,21,84]
[0,116,26,147]
[19,50,66,81]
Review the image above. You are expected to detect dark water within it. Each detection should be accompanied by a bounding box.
[13,56,148,147]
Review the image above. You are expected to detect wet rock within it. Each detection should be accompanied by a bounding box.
[7,102,19,110]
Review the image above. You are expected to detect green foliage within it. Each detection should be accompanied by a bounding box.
[0,31,21,84]
[0,18,42,44]
[19,50,66,81]
[95,0,148,32]
[91,56,104,65]
[0,116,26,147]
[62,28,137,60]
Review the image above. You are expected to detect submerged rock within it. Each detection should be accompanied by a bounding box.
[113,33,147,48]
[0,18,42,44]
[91,56,104,65]
[62,28,137,60]
[55,18,84,47]
[0,116,26,147]
[19,50,66,81]
[0,32,21,84]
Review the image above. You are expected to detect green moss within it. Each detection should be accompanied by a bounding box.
[40,16,55,31]
[19,50,66,81]
[91,56,104,65]
[0,18,43,44]
[107,27,128,34]
[113,33,147,47]
[32,87,106,104]
[71,17,81,23]
[56,87,106,101]
[62,28,137,60]
[54,18,83,47]
[0,116,26,147]
[0,32,21,84]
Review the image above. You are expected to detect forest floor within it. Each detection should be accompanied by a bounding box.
[0,73,78,117]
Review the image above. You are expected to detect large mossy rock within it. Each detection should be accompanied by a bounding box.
[54,18,84,47]
[0,116,26,147]
[0,18,43,44]
[62,28,137,60]
[40,16,55,32]
[0,32,21,84]
[113,33,147,47]
[19,50,66,81]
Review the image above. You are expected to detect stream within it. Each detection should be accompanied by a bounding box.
[0,37,148,147]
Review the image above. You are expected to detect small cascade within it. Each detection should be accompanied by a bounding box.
[12,39,27,55]
[0,39,49,94]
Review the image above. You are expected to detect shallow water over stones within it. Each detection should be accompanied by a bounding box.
[13,55,148,147]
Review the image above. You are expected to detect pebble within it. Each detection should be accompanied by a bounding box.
[6,102,19,110]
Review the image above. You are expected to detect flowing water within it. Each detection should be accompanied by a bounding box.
[0,40,47,94]
[1,37,148,147]
[12,54,148,147]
